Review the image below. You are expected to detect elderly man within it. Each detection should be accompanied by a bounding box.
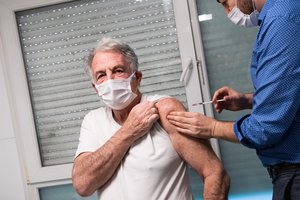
[72,37,229,200]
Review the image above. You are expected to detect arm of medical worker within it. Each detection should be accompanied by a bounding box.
[156,98,230,200]
[167,110,239,143]
[72,101,159,197]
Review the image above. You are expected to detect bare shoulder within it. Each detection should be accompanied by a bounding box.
[155,97,186,114]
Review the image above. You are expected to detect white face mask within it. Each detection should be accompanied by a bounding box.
[95,72,137,110]
[227,0,259,27]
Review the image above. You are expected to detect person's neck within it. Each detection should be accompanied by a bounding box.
[112,92,142,125]
[255,0,266,12]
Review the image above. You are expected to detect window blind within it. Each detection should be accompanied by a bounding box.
[16,0,186,166]
[195,0,272,196]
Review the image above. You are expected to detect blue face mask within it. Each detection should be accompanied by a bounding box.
[227,0,259,27]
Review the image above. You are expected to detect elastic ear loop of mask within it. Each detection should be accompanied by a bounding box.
[130,71,136,81]
[252,0,256,11]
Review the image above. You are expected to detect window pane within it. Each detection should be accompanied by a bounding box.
[39,184,97,200]
[195,0,272,197]
[16,0,187,166]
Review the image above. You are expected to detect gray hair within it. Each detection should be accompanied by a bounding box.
[84,37,139,82]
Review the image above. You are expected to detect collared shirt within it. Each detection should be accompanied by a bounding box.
[234,0,300,167]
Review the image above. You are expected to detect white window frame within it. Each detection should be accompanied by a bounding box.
[0,0,219,199]
[0,1,74,199]
[173,0,220,154]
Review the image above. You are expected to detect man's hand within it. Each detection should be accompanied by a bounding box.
[167,110,238,143]
[123,101,159,140]
[167,111,216,139]
[212,86,253,113]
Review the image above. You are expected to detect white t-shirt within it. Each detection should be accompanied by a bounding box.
[75,95,194,200]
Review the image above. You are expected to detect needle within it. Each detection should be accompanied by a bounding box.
[192,99,225,106]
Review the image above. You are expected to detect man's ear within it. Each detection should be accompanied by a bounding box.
[135,71,142,85]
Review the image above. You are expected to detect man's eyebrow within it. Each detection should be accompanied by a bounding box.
[95,65,125,73]
[94,65,129,77]
[111,65,128,70]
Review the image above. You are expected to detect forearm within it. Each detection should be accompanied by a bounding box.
[213,120,239,143]
[72,128,135,196]
[169,126,230,200]
[168,134,214,175]
[169,135,230,199]
[170,132,230,199]
[177,138,230,200]
[202,163,230,200]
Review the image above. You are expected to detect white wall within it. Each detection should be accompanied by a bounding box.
[0,1,28,199]
[0,40,26,199]
[0,1,44,199]
[0,1,68,199]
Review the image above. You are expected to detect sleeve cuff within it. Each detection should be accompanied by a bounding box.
[233,114,255,148]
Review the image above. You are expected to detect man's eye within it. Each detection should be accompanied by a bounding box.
[114,69,125,74]
[217,0,227,4]
[97,74,105,79]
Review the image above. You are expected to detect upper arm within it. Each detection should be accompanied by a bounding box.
[155,98,222,177]
[155,97,186,134]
